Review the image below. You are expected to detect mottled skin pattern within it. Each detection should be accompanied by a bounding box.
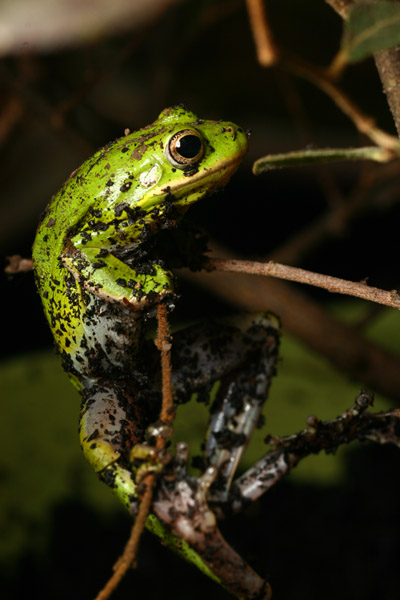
[33,106,247,464]
[32,107,280,595]
[33,106,247,383]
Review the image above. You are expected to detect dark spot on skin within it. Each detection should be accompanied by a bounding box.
[114,202,129,217]
[80,231,93,243]
[120,182,132,192]
[46,218,56,227]
[106,179,114,187]
[95,249,109,258]
[89,208,102,218]
[131,144,147,161]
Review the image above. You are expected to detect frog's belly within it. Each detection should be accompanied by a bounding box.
[53,284,142,386]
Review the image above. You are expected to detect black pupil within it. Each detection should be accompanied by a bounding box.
[176,134,201,159]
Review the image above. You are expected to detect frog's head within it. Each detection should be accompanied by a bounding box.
[70,106,248,252]
[146,105,249,210]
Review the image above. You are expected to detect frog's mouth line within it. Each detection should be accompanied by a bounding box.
[138,153,246,209]
[168,154,245,193]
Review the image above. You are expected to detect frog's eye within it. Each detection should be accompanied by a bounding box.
[166,129,204,168]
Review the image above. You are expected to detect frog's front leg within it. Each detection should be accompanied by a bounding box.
[62,245,174,310]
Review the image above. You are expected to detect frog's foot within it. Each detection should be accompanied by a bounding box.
[152,442,271,600]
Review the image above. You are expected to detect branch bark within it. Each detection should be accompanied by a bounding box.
[220,391,400,514]
[206,257,400,310]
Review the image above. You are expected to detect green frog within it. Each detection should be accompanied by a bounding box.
[32,106,279,599]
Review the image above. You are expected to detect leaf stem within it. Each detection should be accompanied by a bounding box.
[253,145,393,173]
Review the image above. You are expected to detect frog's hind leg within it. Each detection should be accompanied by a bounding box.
[171,313,280,500]
[79,378,156,509]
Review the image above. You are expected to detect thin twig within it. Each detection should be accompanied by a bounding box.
[154,302,175,426]
[94,481,154,600]
[245,0,278,66]
[205,257,400,310]
[95,303,174,600]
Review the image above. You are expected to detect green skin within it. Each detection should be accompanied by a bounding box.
[33,107,250,585]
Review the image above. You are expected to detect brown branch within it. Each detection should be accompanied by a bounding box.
[205,257,400,310]
[154,302,175,425]
[245,0,279,66]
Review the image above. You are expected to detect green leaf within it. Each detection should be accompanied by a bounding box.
[252,146,389,174]
[342,1,400,63]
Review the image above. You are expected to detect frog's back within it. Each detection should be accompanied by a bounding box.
[32,126,166,382]
[32,106,248,386]
[33,142,117,278]
[33,118,171,277]
[32,144,120,375]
